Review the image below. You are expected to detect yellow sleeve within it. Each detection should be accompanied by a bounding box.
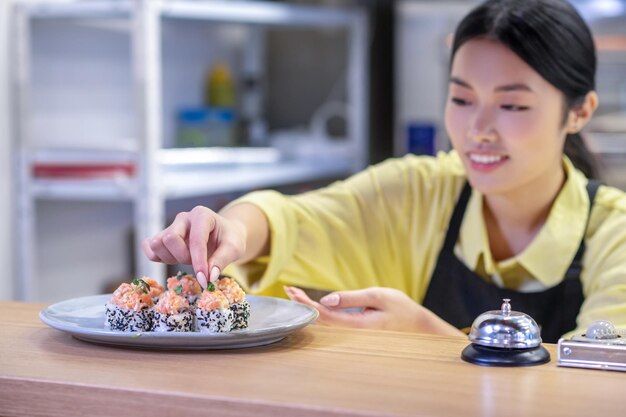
[225,151,466,299]
[569,185,626,337]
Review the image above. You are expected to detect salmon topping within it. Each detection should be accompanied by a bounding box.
[196,290,229,311]
[217,277,246,304]
[167,273,202,296]
[141,276,164,299]
[154,290,190,315]
[111,283,153,311]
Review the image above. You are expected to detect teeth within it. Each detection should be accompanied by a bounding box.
[469,153,505,164]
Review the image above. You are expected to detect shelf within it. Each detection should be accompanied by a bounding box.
[28,158,354,201]
[26,146,282,164]
[163,159,353,199]
[30,177,138,201]
[18,0,360,27]
[13,0,368,301]
[161,0,357,27]
[16,0,131,19]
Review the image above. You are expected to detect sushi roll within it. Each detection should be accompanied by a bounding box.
[105,278,154,331]
[167,271,202,305]
[217,276,250,330]
[195,285,233,333]
[141,276,164,302]
[152,289,194,332]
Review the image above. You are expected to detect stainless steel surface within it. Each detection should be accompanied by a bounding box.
[558,338,626,372]
[558,320,626,372]
[584,320,619,340]
[468,299,543,349]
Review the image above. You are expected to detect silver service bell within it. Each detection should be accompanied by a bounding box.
[461,299,551,366]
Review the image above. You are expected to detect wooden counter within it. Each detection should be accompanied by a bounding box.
[0,302,624,417]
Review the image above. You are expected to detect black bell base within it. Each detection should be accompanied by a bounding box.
[461,343,551,367]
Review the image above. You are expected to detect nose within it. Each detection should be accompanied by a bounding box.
[468,107,497,143]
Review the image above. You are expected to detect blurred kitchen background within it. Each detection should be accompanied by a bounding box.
[1,0,625,302]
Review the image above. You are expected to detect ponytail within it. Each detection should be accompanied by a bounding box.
[564,133,601,179]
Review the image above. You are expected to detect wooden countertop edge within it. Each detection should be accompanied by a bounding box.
[0,376,399,417]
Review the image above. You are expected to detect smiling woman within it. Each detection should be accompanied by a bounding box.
[144,0,626,343]
[444,42,598,260]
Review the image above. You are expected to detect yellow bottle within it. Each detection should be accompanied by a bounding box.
[206,62,235,108]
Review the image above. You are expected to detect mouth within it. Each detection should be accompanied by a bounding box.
[466,152,509,172]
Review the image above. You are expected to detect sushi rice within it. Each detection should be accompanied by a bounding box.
[152,289,194,332]
[217,276,250,330]
[195,284,233,333]
[105,279,154,331]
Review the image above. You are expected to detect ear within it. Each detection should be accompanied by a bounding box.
[566,91,599,134]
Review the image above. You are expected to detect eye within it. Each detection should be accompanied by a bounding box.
[500,104,530,111]
[451,97,471,106]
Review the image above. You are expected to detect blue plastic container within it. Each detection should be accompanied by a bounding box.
[407,123,436,155]
[177,107,236,147]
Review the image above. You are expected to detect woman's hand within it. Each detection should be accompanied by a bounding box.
[284,286,464,336]
[142,206,247,288]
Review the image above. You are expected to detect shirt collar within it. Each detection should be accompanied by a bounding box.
[459,157,589,287]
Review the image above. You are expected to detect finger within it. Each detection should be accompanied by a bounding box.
[142,237,160,262]
[188,206,214,285]
[196,271,208,290]
[319,288,386,310]
[161,214,192,264]
[284,286,327,322]
[285,286,375,328]
[148,236,178,264]
[206,240,241,283]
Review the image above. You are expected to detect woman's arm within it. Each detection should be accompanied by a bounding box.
[220,203,270,263]
[142,203,270,288]
[285,286,464,337]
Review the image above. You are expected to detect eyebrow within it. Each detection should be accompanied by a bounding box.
[449,77,534,93]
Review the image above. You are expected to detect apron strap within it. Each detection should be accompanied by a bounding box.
[442,182,472,253]
[564,179,602,279]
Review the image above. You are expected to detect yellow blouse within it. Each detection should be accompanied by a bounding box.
[226,151,626,337]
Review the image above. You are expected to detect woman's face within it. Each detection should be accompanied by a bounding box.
[444,38,568,196]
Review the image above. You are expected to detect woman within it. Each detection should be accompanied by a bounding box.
[144,0,626,341]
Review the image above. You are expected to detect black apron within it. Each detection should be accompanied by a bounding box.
[422,180,600,343]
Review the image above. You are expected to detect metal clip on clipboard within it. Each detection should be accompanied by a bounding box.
[558,320,626,372]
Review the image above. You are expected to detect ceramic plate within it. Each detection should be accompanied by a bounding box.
[39,294,318,350]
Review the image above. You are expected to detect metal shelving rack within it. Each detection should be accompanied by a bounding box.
[12,0,368,301]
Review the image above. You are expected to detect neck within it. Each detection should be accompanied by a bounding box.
[483,165,566,260]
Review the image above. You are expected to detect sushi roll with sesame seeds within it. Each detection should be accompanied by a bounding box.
[166,271,202,305]
[141,276,164,302]
[105,278,154,331]
[217,276,250,330]
[152,289,194,332]
[195,284,233,333]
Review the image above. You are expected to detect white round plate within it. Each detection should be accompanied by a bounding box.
[39,294,318,350]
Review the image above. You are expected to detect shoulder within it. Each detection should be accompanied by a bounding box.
[594,184,626,212]
[589,183,626,232]
[590,184,626,229]
[373,149,466,177]
[350,150,467,197]
[563,160,626,239]
[325,151,467,231]
[586,183,626,262]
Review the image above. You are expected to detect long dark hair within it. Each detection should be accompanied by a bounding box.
[450,0,600,179]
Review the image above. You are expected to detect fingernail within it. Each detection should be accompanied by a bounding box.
[320,293,339,307]
[210,266,220,283]
[196,271,207,289]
